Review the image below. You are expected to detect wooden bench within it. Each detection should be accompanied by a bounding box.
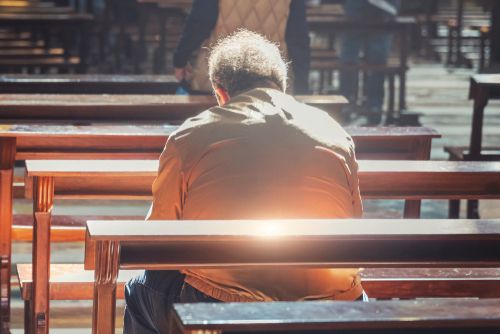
[18,159,500,332]
[0,94,348,121]
[0,56,81,72]
[0,74,179,94]
[83,219,500,333]
[169,299,500,334]
[0,40,44,49]
[0,12,93,73]
[445,74,500,219]
[0,48,64,59]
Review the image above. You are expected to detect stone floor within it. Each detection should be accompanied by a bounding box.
[8,61,500,332]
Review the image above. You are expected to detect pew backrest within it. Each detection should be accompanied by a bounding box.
[25,160,500,200]
[85,219,500,271]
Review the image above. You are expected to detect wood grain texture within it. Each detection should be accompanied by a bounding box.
[0,74,178,94]
[84,219,500,270]
[24,160,500,200]
[0,124,439,161]
[0,94,347,120]
[171,299,500,333]
[15,264,500,301]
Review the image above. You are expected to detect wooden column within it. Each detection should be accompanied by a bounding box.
[31,176,54,334]
[92,240,120,334]
[0,137,16,333]
[402,138,432,218]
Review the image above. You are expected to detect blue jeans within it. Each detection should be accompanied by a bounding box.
[340,0,395,111]
[124,270,369,334]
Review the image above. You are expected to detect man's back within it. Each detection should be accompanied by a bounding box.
[149,88,363,302]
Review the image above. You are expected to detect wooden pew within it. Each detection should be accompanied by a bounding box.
[19,159,500,332]
[0,74,179,94]
[169,299,500,334]
[14,158,500,242]
[85,219,500,333]
[0,94,348,121]
[0,12,93,73]
[0,123,439,330]
[446,74,500,219]
[24,159,500,202]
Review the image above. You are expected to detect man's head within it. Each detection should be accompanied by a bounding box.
[208,30,288,105]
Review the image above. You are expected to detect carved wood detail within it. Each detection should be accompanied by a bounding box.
[31,176,54,334]
[93,240,120,334]
[0,137,16,332]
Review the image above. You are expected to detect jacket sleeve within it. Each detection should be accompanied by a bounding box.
[147,138,185,220]
[173,0,219,68]
[286,0,311,94]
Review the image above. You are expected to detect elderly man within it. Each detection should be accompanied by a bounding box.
[124,30,364,334]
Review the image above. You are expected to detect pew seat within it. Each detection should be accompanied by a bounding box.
[0,56,80,71]
[445,145,500,161]
[0,48,65,59]
[16,264,500,301]
[170,299,500,334]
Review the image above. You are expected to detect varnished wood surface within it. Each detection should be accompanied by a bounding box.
[0,123,438,161]
[0,0,54,7]
[87,219,500,241]
[0,74,178,94]
[26,159,158,177]
[0,12,93,22]
[0,94,347,120]
[24,160,500,200]
[0,6,74,14]
[0,122,437,138]
[171,299,500,332]
[12,214,143,242]
[17,264,138,300]
[361,268,500,298]
[85,219,500,270]
[16,264,500,301]
[470,74,500,99]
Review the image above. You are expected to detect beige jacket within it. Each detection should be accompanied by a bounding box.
[191,0,291,92]
[149,88,363,302]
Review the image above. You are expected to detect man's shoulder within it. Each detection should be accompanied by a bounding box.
[169,107,222,140]
[274,93,354,152]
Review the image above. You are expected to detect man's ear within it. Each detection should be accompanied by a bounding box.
[214,85,230,106]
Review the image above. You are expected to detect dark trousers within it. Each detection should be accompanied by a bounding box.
[339,0,397,112]
[124,270,368,334]
[124,270,219,334]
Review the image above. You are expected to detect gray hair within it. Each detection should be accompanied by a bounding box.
[208,30,288,96]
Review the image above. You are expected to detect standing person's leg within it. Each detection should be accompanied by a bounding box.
[339,30,362,106]
[364,32,393,125]
[340,0,369,119]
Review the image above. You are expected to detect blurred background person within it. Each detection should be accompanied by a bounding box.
[173,0,311,94]
[339,0,401,125]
